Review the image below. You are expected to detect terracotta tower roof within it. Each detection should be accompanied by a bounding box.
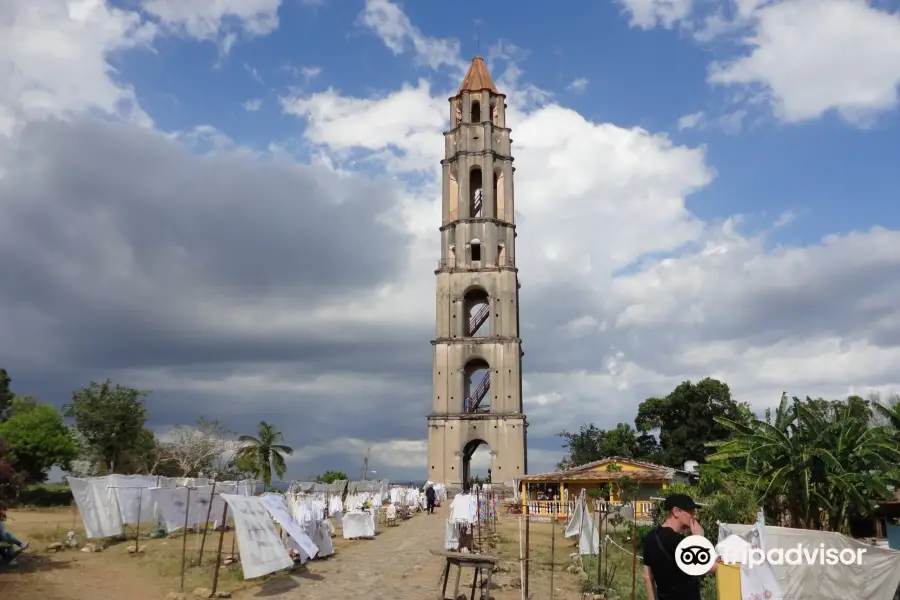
[458,56,499,94]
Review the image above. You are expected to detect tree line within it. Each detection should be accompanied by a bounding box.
[0,368,306,502]
[557,377,900,533]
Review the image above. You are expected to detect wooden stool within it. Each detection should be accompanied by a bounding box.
[432,551,497,600]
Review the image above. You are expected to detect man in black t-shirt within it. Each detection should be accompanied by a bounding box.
[641,494,713,600]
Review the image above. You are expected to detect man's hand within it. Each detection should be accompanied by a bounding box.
[688,517,704,537]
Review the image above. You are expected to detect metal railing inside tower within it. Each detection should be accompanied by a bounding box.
[437,256,516,270]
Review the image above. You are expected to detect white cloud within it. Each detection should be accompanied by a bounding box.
[141,0,281,49]
[708,0,900,125]
[568,77,590,93]
[617,0,900,126]
[617,0,694,29]
[357,0,466,72]
[281,81,448,174]
[676,109,746,133]
[277,0,900,467]
[242,98,263,111]
[300,66,322,79]
[677,111,706,130]
[0,0,156,138]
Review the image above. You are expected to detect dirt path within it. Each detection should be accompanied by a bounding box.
[243,508,452,600]
[3,505,585,600]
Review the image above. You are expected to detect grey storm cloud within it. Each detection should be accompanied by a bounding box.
[0,117,410,366]
[0,117,436,468]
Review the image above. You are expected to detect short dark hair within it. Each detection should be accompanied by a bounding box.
[663,493,701,512]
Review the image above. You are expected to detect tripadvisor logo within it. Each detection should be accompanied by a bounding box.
[675,536,717,576]
[675,535,868,575]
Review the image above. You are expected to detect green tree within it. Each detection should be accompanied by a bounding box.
[708,393,900,532]
[557,422,661,469]
[219,452,258,481]
[0,438,25,509]
[869,391,900,434]
[237,421,293,488]
[635,378,751,467]
[0,397,79,483]
[316,470,348,484]
[0,368,14,422]
[63,379,150,473]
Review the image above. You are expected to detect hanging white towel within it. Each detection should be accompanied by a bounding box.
[68,476,124,539]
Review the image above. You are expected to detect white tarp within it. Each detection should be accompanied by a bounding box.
[342,511,376,539]
[720,523,900,600]
[149,483,237,532]
[67,476,124,539]
[109,474,160,524]
[564,496,599,555]
[259,493,318,561]
[221,494,294,579]
[717,533,784,600]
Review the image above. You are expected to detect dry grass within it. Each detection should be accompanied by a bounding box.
[489,516,598,599]
[0,506,347,599]
[482,515,654,600]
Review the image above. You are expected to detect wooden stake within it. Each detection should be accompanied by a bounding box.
[134,492,142,553]
[631,505,638,600]
[524,502,530,599]
[596,497,602,589]
[211,501,230,595]
[550,510,556,600]
[518,513,526,600]
[198,481,217,565]
[179,487,192,592]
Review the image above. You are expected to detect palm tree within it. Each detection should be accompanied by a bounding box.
[237,421,293,488]
[708,394,900,532]
[870,392,900,432]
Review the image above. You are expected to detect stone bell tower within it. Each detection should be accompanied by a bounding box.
[426,57,528,491]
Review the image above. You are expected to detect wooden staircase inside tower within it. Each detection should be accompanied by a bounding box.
[472,189,483,217]
[468,372,491,412]
[468,304,489,335]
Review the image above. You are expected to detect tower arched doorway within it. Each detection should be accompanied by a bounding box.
[462,439,492,491]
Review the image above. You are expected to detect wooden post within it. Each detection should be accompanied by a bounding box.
[477,487,483,552]
[211,501,230,595]
[631,503,638,600]
[549,506,556,600]
[518,513,525,600]
[134,491,142,553]
[524,502,530,599]
[198,481,218,565]
[596,497,603,589]
[179,487,192,592]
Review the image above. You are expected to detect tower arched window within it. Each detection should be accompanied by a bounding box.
[471,100,481,123]
[469,167,483,217]
[469,238,482,262]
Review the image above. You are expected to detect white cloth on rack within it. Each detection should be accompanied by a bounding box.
[564,498,599,555]
[445,520,460,550]
[220,494,293,579]
[149,485,232,532]
[717,533,784,600]
[328,494,343,525]
[312,519,334,556]
[68,476,124,539]
[450,493,477,523]
[342,511,376,538]
[259,493,318,562]
[109,474,159,524]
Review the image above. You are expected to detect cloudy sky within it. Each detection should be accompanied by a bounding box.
[2,0,900,482]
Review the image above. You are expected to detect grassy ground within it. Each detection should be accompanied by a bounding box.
[490,516,708,600]
[1,506,349,599]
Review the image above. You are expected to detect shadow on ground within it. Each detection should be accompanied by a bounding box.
[0,552,75,574]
